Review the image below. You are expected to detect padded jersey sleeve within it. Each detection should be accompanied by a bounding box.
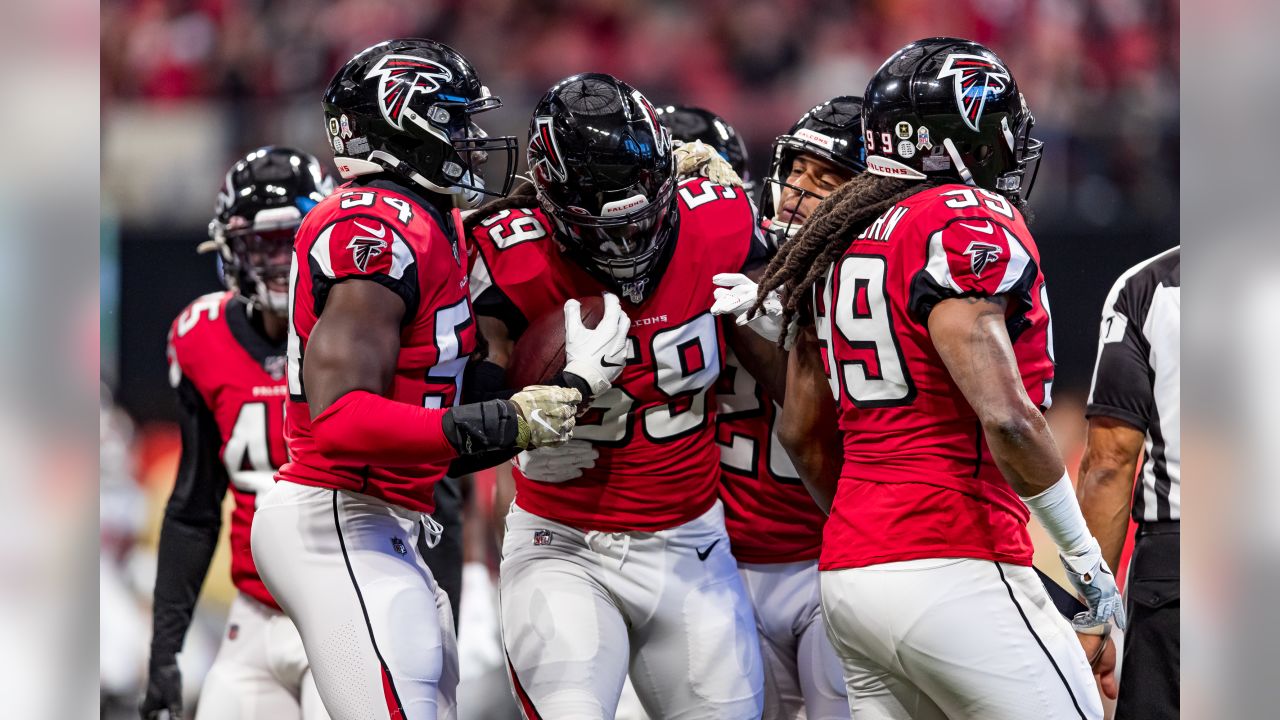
[304,209,421,321]
[906,196,1039,324]
[1086,270,1153,430]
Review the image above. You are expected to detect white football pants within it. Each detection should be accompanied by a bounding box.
[820,558,1103,720]
[252,481,458,720]
[738,560,848,719]
[195,593,330,720]
[499,500,763,720]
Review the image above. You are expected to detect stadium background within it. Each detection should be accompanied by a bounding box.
[99,0,1178,716]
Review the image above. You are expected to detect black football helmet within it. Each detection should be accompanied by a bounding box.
[760,96,866,236]
[527,73,677,304]
[861,37,1042,204]
[322,38,517,208]
[203,146,333,313]
[655,104,753,193]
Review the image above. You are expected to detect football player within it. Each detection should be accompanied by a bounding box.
[141,146,333,720]
[708,98,867,720]
[465,73,767,719]
[754,38,1122,719]
[249,40,592,720]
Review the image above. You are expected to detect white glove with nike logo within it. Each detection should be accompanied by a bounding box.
[513,439,598,483]
[711,273,797,349]
[1060,536,1128,633]
[564,292,631,396]
[509,385,581,449]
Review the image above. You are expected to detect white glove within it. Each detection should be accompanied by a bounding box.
[513,439,598,483]
[711,273,797,348]
[509,385,581,449]
[1060,537,1128,632]
[563,293,631,396]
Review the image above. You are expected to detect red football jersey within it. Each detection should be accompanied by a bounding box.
[814,184,1053,570]
[280,180,477,513]
[166,291,287,609]
[470,177,764,531]
[716,350,825,563]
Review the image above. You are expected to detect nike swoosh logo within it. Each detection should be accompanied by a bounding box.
[353,220,387,238]
[600,357,622,368]
[528,408,557,435]
[959,221,994,234]
[695,539,720,561]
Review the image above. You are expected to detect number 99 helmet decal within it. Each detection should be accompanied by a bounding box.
[861,37,1042,205]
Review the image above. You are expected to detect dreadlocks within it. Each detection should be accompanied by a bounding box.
[754,173,945,337]
[462,178,540,235]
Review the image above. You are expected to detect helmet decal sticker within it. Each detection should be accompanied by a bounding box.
[937,54,1010,132]
[365,54,454,130]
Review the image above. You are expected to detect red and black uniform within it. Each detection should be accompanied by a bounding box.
[280,179,477,513]
[151,290,287,657]
[816,183,1053,571]
[470,176,766,532]
[716,352,826,563]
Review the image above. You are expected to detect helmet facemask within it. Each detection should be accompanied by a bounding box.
[205,207,301,315]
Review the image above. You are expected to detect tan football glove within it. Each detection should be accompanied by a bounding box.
[509,385,582,449]
[673,140,744,187]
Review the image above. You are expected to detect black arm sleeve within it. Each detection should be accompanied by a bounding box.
[1086,276,1153,431]
[148,377,229,660]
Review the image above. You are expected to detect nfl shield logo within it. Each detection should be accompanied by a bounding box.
[533,530,552,546]
[390,537,407,555]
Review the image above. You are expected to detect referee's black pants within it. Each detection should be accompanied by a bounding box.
[1116,521,1179,719]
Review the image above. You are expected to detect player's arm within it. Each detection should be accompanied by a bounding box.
[929,295,1126,638]
[142,376,229,719]
[305,280,578,462]
[1078,273,1153,572]
[1077,417,1144,573]
[776,324,841,512]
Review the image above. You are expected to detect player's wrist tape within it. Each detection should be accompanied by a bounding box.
[442,399,520,455]
[311,390,457,464]
[549,371,595,400]
[1022,471,1093,555]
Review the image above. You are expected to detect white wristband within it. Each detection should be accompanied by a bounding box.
[1022,472,1092,555]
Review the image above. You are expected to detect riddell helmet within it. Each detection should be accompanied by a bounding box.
[760,96,866,234]
[322,38,517,208]
[861,37,1042,204]
[202,146,333,313]
[654,104,753,193]
[528,73,677,304]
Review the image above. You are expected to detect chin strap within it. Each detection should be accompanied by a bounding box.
[942,137,975,186]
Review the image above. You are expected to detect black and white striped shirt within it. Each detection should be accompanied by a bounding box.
[1087,247,1180,523]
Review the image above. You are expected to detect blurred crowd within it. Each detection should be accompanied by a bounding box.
[102,0,1178,229]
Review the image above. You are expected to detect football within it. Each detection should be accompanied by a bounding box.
[504,295,606,389]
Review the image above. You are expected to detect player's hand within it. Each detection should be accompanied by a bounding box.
[513,439,598,483]
[1060,536,1127,631]
[509,385,581,449]
[1077,631,1118,700]
[139,658,183,719]
[711,273,797,348]
[673,140,744,187]
[563,293,631,396]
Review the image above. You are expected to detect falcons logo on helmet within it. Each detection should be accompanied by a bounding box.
[347,220,388,272]
[937,54,1010,132]
[963,240,1003,278]
[531,116,567,182]
[365,54,453,130]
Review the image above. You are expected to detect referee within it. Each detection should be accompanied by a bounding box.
[1077,246,1180,719]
